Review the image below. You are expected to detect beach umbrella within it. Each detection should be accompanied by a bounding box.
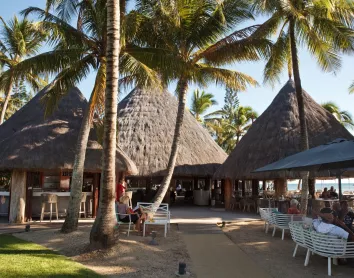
[253,139,354,199]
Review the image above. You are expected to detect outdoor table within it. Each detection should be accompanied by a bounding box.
[143,219,168,237]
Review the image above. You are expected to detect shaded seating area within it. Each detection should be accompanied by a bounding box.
[289,222,354,276]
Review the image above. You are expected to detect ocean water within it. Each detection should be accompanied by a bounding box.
[287,183,354,192]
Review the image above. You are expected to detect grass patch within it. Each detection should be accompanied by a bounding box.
[0,234,100,277]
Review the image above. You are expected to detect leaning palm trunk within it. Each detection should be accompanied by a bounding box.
[0,78,13,125]
[61,97,92,233]
[152,79,188,212]
[90,0,119,249]
[289,19,310,214]
[61,64,105,233]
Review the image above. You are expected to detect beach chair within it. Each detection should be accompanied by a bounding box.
[259,208,277,233]
[271,213,304,240]
[116,213,133,236]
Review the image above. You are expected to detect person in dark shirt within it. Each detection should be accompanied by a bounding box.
[339,201,354,232]
[329,186,339,198]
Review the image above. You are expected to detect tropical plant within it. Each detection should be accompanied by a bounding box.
[90,0,120,249]
[0,80,32,120]
[253,0,354,214]
[322,101,354,129]
[21,0,160,233]
[0,16,47,124]
[190,89,217,122]
[205,89,258,153]
[133,0,271,212]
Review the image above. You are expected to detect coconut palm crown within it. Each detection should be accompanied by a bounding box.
[322,101,354,129]
[190,89,218,122]
[0,16,47,124]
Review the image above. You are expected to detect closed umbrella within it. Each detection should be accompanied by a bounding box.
[253,139,354,199]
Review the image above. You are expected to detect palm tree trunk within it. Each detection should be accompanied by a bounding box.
[0,78,13,125]
[90,0,120,249]
[152,78,188,212]
[61,94,93,233]
[289,18,310,214]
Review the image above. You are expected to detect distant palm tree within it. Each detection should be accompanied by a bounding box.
[254,0,354,214]
[322,101,354,129]
[190,89,217,122]
[206,105,258,154]
[0,16,46,124]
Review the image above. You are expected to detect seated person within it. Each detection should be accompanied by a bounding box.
[321,187,330,199]
[339,201,354,232]
[117,196,146,232]
[313,208,352,241]
[329,186,339,199]
[288,199,300,214]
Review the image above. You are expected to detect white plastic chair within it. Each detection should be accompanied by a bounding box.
[272,213,304,240]
[116,213,133,236]
[259,208,277,233]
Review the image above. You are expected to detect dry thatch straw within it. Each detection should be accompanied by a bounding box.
[0,87,137,174]
[214,79,354,180]
[118,87,227,177]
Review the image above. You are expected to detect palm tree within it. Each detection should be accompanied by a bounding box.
[205,104,258,154]
[134,0,271,212]
[0,80,34,120]
[0,16,46,124]
[253,0,354,214]
[322,101,354,129]
[190,89,217,122]
[90,0,120,249]
[21,0,160,233]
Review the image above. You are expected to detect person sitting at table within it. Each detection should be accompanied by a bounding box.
[321,187,330,199]
[314,207,354,240]
[117,195,146,233]
[313,208,353,241]
[329,186,339,198]
[339,201,354,232]
[287,199,300,214]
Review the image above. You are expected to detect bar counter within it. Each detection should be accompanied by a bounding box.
[31,191,93,218]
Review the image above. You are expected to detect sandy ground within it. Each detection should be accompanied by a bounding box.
[223,220,354,278]
[15,224,195,278]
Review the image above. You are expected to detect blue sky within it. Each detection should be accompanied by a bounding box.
[3,0,354,122]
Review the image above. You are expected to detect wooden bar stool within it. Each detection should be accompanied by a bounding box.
[79,192,87,218]
[40,194,58,222]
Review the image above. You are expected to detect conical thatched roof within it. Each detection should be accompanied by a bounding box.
[118,87,227,177]
[0,87,137,173]
[214,79,354,180]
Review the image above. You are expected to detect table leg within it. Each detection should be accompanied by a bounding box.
[143,223,146,237]
[164,223,167,237]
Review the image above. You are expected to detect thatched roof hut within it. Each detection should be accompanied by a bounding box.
[118,87,227,178]
[0,87,137,174]
[214,79,354,180]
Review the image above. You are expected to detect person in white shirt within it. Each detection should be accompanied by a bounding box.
[313,208,352,241]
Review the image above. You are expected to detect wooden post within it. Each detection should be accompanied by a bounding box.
[308,178,316,199]
[25,172,34,222]
[274,178,287,198]
[252,180,259,197]
[92,173,100,218]
[262,180,266,191]
[9,170,27,223]
[224,178,232,210]
[241,180,245,197]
